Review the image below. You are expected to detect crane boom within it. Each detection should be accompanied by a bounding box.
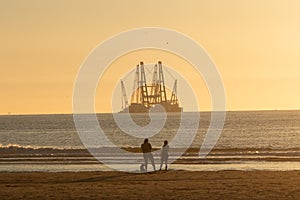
[121,80,129,108]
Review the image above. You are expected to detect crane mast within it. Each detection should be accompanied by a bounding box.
[120,80,129,109]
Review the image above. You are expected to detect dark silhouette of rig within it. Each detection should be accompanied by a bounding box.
[120,61,182,113]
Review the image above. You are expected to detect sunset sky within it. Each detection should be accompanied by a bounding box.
[1,0,300,114]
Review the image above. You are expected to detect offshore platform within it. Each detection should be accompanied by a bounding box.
[120,61,182,113]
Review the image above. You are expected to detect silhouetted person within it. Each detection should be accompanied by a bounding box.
[160,140,169,170]
[141,138,156,172]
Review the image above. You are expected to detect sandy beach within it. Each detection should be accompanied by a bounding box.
[0,170,299,199]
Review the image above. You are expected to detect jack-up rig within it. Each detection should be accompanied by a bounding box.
[120,61,182,113]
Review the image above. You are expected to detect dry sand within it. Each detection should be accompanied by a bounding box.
[0,170,299,199]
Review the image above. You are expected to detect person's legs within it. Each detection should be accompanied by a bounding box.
[143,154,149,171]
[164,159,168,170]
[160,156,168,170]
[149,153,156,171]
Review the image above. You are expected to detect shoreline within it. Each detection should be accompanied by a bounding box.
[1,146,300,155]
[0,170,299,199]
[1,162,300,173]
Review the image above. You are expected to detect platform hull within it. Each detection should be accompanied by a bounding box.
[120,103,182,113]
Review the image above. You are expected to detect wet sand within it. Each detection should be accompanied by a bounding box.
[0,170,299,199]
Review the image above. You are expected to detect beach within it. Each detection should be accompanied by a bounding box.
[0,112,299,199]
[0,170,299,199]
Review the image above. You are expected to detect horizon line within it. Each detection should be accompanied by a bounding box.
[1,108,299,116]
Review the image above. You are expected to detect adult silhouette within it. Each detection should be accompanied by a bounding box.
[141,138,156,172]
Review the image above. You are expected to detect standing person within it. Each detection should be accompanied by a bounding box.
[141,138,156,172]
[160,140,169,170]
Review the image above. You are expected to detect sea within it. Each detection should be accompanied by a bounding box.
[0,110,299,172]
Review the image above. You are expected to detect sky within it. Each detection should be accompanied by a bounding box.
[0,0,300,114]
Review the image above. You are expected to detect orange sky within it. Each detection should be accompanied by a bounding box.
[1,0,300,114]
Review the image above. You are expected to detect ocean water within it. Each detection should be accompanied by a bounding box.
[0,110,299,172]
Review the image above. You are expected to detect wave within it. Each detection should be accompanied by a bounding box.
[0,143,81,150]
[1,144,300,157]
[0,144,88,156]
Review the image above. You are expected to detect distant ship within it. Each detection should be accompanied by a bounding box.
[120,61,182,113]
